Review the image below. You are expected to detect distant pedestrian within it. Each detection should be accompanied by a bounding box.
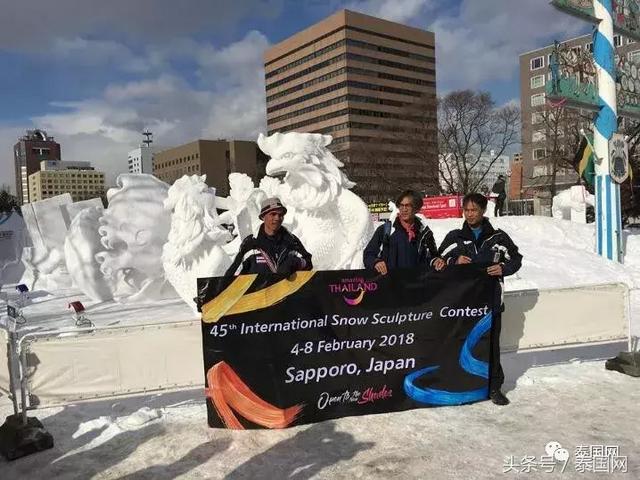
[491,175,507,217]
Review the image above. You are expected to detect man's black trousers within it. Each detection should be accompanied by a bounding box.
[489,309,504,391]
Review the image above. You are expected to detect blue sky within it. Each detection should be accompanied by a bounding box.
[0,0,587,192]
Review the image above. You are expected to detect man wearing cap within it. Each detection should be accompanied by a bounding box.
[491,175,507,217]
[224,197,313,276]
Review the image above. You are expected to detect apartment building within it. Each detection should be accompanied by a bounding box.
[519,34,638,199]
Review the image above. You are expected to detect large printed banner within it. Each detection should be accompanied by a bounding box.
[198,266,499,429]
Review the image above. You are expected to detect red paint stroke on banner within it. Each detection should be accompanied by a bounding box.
[205,361,303,429]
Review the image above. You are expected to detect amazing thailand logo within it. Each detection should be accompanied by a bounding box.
[328,277,378,305]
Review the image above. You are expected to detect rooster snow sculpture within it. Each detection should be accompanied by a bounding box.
[94,174,177,302]
[257,132,374,270]
[162,175,233,311]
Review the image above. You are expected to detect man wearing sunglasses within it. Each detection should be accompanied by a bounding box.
[364,190,446,274]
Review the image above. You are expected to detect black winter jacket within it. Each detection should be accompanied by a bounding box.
[438,218,522,276]
[224,225,313,276]
[363,217,439,270]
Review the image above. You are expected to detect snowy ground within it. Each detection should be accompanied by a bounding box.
[1,361,638,479]
[1,215,639,478]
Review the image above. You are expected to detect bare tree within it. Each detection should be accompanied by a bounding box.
[528,103,589,198]
[0,186,20,214]
[438,90,520,194]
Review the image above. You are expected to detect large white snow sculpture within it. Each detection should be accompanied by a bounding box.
[162,175,233,311]
[257,132,374,270]
[21,194,74,290]
[94,174,177,302]
[552,185,595,223]
[0,210,27,286]
[64,206,115,301]
[225,173,267,241]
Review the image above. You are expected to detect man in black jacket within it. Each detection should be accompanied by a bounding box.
[225,197,312,276]
[439,193,522,406]
[364,190,445,274]
[491,175,507,217]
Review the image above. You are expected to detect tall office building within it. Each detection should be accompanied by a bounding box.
[264,9,438,201]
[14,129,61,204]
[28,160,105,202]
[153,140,267,196]
[519,34,638,199]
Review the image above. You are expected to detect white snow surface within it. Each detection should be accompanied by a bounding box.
[1,215,640,478]
[1,361,638,479]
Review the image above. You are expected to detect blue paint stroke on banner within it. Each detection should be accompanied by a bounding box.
[403,312,492,405]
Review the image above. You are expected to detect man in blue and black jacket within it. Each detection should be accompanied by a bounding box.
[225,197,312,277]
[364,190,446,274]
[439,192,522,406]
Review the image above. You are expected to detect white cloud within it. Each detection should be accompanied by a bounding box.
[51,38,155,73]
[8,31,271,187]
[0,126,23,194]
[345,0,434,24]
[429,0,588,92]
[0,0,283,51]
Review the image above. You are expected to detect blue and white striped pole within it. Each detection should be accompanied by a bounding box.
[593,0,623,262]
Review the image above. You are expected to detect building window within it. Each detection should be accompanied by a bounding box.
[533,148,547,161]
[531,75,545,89]
[530,56,544,70]
[532,131,546,142]
[614,35,622,47]
[531,93,546,107]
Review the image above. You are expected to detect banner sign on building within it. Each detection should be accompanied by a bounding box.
[367,202,391,214]
[198,267,499,429]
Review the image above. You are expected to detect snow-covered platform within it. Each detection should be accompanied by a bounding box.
[0,280,631,408]
[1,360,638,479]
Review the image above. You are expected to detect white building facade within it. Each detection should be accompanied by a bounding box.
[127,146,154,174]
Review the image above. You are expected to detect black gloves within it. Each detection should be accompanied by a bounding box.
[277,254,301,276]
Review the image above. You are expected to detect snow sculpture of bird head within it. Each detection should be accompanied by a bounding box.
[258,132,355,210]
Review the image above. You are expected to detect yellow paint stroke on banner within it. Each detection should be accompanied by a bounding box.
[201,271,316,323]
[202,275,257,323]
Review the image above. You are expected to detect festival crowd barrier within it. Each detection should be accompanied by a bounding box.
[0,271,630,410]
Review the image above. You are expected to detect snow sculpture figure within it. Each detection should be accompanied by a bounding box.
[0,210,27,287]
[552,185,595,223]
[162,175,233,311]
[257,132,374,270]
[64,206,115,301]
[225,173,266,241]
[95,174,177,302]
[20,194,74,290]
